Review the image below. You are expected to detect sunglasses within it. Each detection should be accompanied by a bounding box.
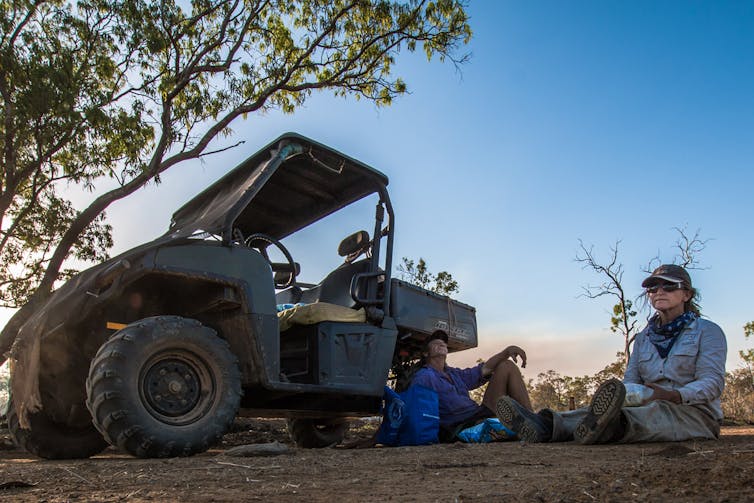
[645,282,685,294]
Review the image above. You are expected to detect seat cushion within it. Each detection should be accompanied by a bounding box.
[277,302,366,332]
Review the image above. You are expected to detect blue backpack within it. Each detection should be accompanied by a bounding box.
[376,385,439,446]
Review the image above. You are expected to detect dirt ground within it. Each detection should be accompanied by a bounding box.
[0,418,753,502]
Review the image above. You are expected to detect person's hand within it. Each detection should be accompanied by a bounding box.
[482,345,528,376]
[645,383,682,404]
[502,345,527,368]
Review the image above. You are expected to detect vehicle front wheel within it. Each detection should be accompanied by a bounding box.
[86,316,241,458]
[287,418,348,448]
[7,395,108,459]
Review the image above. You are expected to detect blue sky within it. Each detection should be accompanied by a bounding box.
[5,1,753,380]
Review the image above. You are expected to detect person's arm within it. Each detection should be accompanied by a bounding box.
[645,383,682,403]
[675,322,727,405]
[636,330,682,403]
[411,368,437,391]
[623,328,646,385]
[454,364,486,390]
[481,345,527,377]
[647,321,727,405]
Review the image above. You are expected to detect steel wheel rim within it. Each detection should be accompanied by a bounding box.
[140,351,216,426]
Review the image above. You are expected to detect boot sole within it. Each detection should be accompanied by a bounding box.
[574,379,625,444]
[495,397,546,443]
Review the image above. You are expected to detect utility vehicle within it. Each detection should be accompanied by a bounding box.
[8,133,477,458]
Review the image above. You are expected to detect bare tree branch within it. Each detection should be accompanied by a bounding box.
[576,239,638,365]
[673,226,710,270]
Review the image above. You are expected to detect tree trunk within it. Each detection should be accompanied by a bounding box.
[0,291,49,365]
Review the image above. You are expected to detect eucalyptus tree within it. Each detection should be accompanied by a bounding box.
[0,0,472,361]
[397,257,459,295]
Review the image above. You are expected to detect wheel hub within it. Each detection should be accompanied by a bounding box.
[143,359,201,417]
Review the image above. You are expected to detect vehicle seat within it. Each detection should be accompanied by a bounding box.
[301,230,372,307]
[276,231,372,308]
[298,259,371,308]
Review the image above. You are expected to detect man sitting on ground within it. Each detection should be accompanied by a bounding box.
[411,335,533,441]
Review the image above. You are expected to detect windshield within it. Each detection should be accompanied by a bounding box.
[277,194,383,287]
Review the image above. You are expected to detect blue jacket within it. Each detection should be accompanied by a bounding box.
[624,317,727,420]
[412,363,487,427]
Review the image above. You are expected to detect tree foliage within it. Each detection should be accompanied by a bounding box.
[741,321,754,368]
[0,0,131,308]
[721,368,754,424]
[524,355,624,412]
[0,0,472,361]
[723,321,754,423]
[397,257,459,295]
[591,352,626,383]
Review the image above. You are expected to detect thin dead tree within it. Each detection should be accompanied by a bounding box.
[576,239,638,366]
[578,227,709,366]
[673,226,710,269]
[645,226,710,273]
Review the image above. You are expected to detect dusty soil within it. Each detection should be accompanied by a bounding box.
[1,419,753,502]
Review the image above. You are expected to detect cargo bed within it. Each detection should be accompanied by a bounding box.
[389,278,477,353]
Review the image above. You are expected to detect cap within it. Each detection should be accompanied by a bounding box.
[641,264,692,288]
[427,332,448,343]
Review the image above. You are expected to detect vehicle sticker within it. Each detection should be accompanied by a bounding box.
[433,320,471,340]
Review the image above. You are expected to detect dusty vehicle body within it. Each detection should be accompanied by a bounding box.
[8,133,477,459]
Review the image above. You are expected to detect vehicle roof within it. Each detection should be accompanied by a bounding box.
[169,132,389,241]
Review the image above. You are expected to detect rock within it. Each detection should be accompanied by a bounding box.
[221,441,292,457]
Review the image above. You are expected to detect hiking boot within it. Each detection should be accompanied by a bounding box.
[495,396,552,443]
[574,378,626,445]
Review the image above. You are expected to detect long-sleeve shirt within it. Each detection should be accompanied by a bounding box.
[624,317,727,420]
[412,363,488,427]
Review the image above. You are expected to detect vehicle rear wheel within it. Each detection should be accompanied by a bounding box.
[86,316,241,458]
[6,395,108,459]
[287,418,348,448]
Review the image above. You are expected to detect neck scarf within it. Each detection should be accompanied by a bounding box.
[647,311,697,359]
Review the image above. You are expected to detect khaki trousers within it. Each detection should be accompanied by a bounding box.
[548,400,720,443]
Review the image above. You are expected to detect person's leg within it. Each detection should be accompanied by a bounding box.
[495,396,553,442]
[574,378,626,444]
[440,406,493,442]
[482,359,533,411]
[549,407,589,442]
[619,401,720,443]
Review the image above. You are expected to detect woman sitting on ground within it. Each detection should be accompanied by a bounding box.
[496,264,727,444]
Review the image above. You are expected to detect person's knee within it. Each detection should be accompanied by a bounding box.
[487,359,524,386]
[494,358,520,376]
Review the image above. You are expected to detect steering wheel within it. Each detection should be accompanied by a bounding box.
[244,233,297,288]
